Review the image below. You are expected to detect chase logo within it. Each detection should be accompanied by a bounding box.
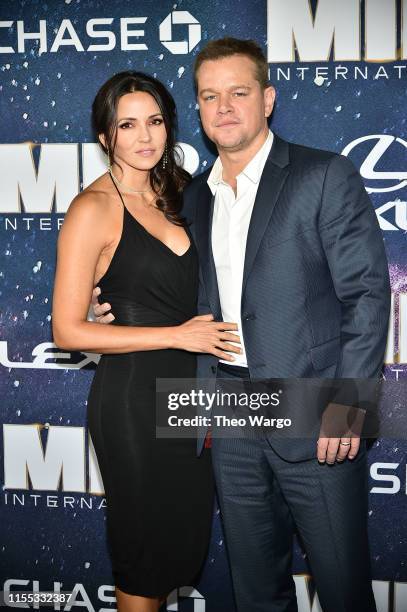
[159,11,201,55]
[167,587,206,612]
[167,587,205,611]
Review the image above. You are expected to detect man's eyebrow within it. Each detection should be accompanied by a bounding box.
[199,85,252,95]
[117,113,163,121]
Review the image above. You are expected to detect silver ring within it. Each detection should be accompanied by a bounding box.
[340,441,351,446]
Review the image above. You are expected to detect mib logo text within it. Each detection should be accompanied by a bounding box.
[268,0,406,62]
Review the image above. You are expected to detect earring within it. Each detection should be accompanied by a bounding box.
[107,149,112,173]
[162,143,168,169]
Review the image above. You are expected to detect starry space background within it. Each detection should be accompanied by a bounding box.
[0,0,407,609]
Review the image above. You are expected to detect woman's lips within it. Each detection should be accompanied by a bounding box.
[135,149,156,156]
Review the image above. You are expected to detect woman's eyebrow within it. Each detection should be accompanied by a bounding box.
[117,113,163,121]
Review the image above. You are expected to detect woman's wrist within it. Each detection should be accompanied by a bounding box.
[162,325,181,350]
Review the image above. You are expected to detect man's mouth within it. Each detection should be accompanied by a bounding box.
[216,121,240,128]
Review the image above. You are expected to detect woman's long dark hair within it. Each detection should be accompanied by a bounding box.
[92,71,190,225]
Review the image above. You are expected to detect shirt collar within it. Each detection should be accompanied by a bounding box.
[207,129,274,194]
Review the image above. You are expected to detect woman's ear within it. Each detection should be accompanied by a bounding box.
[98,134,106,149]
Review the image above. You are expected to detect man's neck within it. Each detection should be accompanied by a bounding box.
[219,127,270,188]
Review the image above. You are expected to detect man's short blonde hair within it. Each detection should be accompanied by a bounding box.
[194,37,269,90]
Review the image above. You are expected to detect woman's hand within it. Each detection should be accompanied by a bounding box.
[88,288,240,360]
[171,314,241,361]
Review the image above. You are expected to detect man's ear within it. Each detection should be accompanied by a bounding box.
[264,85,276,118]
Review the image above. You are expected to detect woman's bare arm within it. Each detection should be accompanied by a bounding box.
[52,191,240,359]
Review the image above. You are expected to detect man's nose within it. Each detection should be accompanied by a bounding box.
[216,94,233,114]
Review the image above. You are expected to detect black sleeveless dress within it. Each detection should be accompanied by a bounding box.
[87,176,214,597]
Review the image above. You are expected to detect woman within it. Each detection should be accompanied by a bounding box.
[52,71,241,612]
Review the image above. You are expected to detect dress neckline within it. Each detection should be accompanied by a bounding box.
[109,172,191,258]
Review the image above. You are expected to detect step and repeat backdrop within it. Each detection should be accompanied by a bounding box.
[1,1,406,610]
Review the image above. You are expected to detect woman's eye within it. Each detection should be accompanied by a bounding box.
[119,122,131,129]
[151,119,163,125]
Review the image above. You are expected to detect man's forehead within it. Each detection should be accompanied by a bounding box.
[198,55,255,71]
[196,56,258,83]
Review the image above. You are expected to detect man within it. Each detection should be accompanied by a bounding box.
[93,38,390,612]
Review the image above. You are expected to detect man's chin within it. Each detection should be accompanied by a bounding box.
[215,136,245,151]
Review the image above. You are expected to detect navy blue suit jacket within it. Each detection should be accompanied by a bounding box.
[182,134,391,460]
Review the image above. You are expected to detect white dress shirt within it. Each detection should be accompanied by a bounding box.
[208,130,274,366]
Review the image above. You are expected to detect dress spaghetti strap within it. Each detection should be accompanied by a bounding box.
[109,171,126,207]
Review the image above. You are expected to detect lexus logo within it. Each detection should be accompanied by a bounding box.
[341,135,407,194]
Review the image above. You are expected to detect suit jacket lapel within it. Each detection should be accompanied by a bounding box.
[242,134,290,293]
[195,183,222,318]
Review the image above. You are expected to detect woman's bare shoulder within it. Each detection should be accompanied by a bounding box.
[66,173,117,220]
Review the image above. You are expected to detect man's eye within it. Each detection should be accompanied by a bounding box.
[234,92,247,97]
[204,95,216,101]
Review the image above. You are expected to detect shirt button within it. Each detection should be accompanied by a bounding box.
[243,314,255,321]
